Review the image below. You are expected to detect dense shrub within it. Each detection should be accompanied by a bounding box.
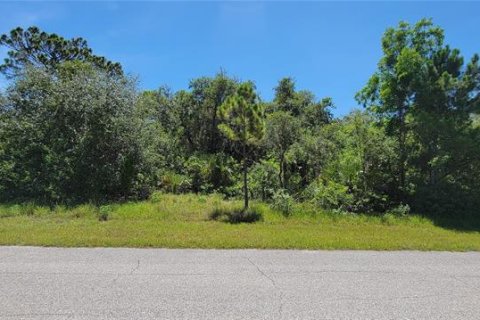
[303,178,353,211]
[249,160,280,201]
[184,153,238,194]
[0,62,142,204]
[159,171,191,194]
[209,206,262,223]
[98,205,111,221]
[271,189,295,216]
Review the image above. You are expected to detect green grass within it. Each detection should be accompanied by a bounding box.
[1,193,479,251]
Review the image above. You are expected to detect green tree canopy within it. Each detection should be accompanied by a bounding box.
[218,82,265,210]
[265,111,300,188]
[356,18,480,216]
[0,61,138,204]
[0,26,123,77]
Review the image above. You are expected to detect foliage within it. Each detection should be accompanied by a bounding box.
[324,112,397,212]
[0,26,122,77]
[303,178,353,211]
[302,97,334,129]
[166,71,239,154]
[0,62,141,204]
[98,205,111,221]
[271,77,332,125]
[0,19,479,222]
[388,204,411,217]
[159,171,191,194]
[356,18,480,217]
[265,111,300,188]
[248,159,280,201]
[183,153,239,194]
[209,205,262,224]
[271,189,295,216]
[286,128,336,190]
[218,82,265,210]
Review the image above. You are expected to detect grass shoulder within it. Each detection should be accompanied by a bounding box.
[0,193,479,251]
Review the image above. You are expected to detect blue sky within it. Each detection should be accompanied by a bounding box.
[0,1,479,117]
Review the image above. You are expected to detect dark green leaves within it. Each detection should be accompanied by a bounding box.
[218,82,265,144]
[0,26,123,77]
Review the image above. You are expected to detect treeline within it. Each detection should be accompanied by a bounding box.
[0,19,479,219]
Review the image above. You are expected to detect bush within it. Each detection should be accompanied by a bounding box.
[271,189,295,216]
[388,203,410,217]
[0,62,142,204]
[182,153,239,194]
[159,172,191,194]
[209,206,262,224]
[248,160,280,201]
[413,181,480,219]
[98,205,111,221]
[303,178,353,210]
[184,156,211,193]
[20,202,36,216]
[206,153,239,194]
[149,191,163,203]
[381,213,398,225]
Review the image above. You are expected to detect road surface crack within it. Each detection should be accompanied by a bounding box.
[246,257,275,286]
[246,257,284,318]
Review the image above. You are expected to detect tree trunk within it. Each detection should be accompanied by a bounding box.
[243,142,249,210]
[398,100,407,202]
[279,157,284,189]
[398,102,407,202]
[279,151,286,189]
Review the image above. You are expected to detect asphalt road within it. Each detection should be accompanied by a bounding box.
[1,247,479,319]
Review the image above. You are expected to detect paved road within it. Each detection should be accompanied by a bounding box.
[1,247,479,319]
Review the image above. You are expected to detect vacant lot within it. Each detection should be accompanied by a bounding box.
[1,194,479,251]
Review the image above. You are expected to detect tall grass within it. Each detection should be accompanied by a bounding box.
[0,192,443,227]
[0,193,478,250]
